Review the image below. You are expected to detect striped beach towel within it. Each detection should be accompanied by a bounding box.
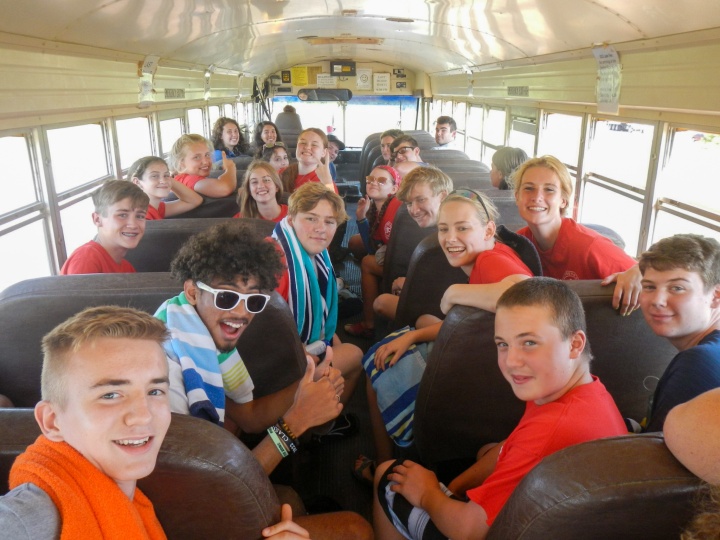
[155,292,254,425]
[363,326,432,447]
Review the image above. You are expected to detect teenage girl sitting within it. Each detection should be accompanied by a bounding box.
[279,128,336,194]
[356,191,534,480]
[128,156,203,220]
[170,134,237,198]
[490,146,528,190]
[211,117,251,161]
[253,121,283,157]
[234,160,288,223]
[261,142,290,172]
[344,166,403,338]
[441,155,640,317]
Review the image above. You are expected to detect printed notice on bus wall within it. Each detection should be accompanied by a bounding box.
[592,45,621,115]
[316,74,337,88]
[374,73,390,93]
[291,67,308,87]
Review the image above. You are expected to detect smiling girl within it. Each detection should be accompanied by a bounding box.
[279,128,336,194]
[170,134,237,198]
[261,143,290,172]
[128,157,203,220]
[344,166,402,338]
[211,117,250,161]
[235,160,287,222]
[252,121,283,157]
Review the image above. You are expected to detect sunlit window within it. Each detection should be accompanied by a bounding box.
[60,197,96,258]
[223,103,235,119]
[467,106,483,139]
[537,113,582,166]
[187,108,205,136]
[454,102,467,132]
[208,106,221,129]
[484,109,506,146]
[0,135,36,215]
[652,210,720,245]
[47,124,109,192]
[116,117,153,171]
[585,118,654,189]
[579,183,643,255]
[159,118,183,155]
[237,102,246,125]
[0,220,52,291]
[657,128,720,215]
[509,117,536,157]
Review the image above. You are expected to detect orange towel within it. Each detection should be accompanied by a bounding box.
[9,434,166,540]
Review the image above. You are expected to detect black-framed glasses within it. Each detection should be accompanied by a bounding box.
[196,281,270,313]
[450,188,491,222]
[392,146,417,157]
[366,175,392,186]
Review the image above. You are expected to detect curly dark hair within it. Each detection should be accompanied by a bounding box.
[170,220,285,291]
[211,117,249,156]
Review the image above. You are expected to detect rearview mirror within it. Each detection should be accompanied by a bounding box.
[297,88,353,101]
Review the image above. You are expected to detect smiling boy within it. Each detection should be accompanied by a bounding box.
[373,278,626,540]
[61,180,148,275]
[638,234,720,432]
[0,306,170,538]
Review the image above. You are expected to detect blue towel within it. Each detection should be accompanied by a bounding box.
[155,292,254,425]
[363,326,430,447]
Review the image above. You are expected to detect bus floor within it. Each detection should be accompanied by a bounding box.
[270,202,419,522]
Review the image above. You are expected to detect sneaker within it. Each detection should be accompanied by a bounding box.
[312,413,359,444]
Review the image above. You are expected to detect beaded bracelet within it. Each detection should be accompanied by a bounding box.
[267,427,289,458]
[271,424,298,454]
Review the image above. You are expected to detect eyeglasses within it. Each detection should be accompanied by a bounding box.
[450,188,491,222]
[196,281,270,313]
[264,142,287,149]
[392,146,417,156]
[366,176,392,186]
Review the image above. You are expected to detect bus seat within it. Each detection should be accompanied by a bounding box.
[482,192,525,232]
[488,434,704,540]
[391,234,466,330]
[0,409,280,540]
[583,223,626,249]
[126,218,275,273]
[362,144,383,183]
[0,273,305,407]
[163,194,240,219]
[381,205,437,295]
[439,171,492,191]
[414,280,677,469]
[420,149,471,161]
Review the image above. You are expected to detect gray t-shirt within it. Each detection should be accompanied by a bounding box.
[0,483,60,539]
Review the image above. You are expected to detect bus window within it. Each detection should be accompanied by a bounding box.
[0,135,36,215]
[509,116,536,158]
[60,197,95,259]
[579,183,643,255]
[454,102,467,151]
[465,105,484,161]
[585,119,654,189]
[46,124,109,192]
[482,108,506,164]
[116,117,153,172]
[159,118,183,156]
[537,113,583,167]
[652,210,720,244]
[187,108,205,136]
[223,103,235,119]
[237,102,247,125]
[0,221,51,291]
[208,106,221,129]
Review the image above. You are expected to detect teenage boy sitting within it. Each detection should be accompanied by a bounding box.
[0,306,348,540]
[373,278,627,540]
[156,220,345,473]
[0,306,170,538]
[637,234,720,432]
[61,180,148,275]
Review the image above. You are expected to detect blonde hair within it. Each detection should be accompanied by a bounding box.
[238,160,284,219]
[439,192,499,226]
[512,155,574,216]
[397,167,454,202]
[170,134,212,174]
[41,306,169,408]
[288,182,348,224]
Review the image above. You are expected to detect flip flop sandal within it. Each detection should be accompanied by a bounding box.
[344,321,374,339]
[352,454,377,485]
